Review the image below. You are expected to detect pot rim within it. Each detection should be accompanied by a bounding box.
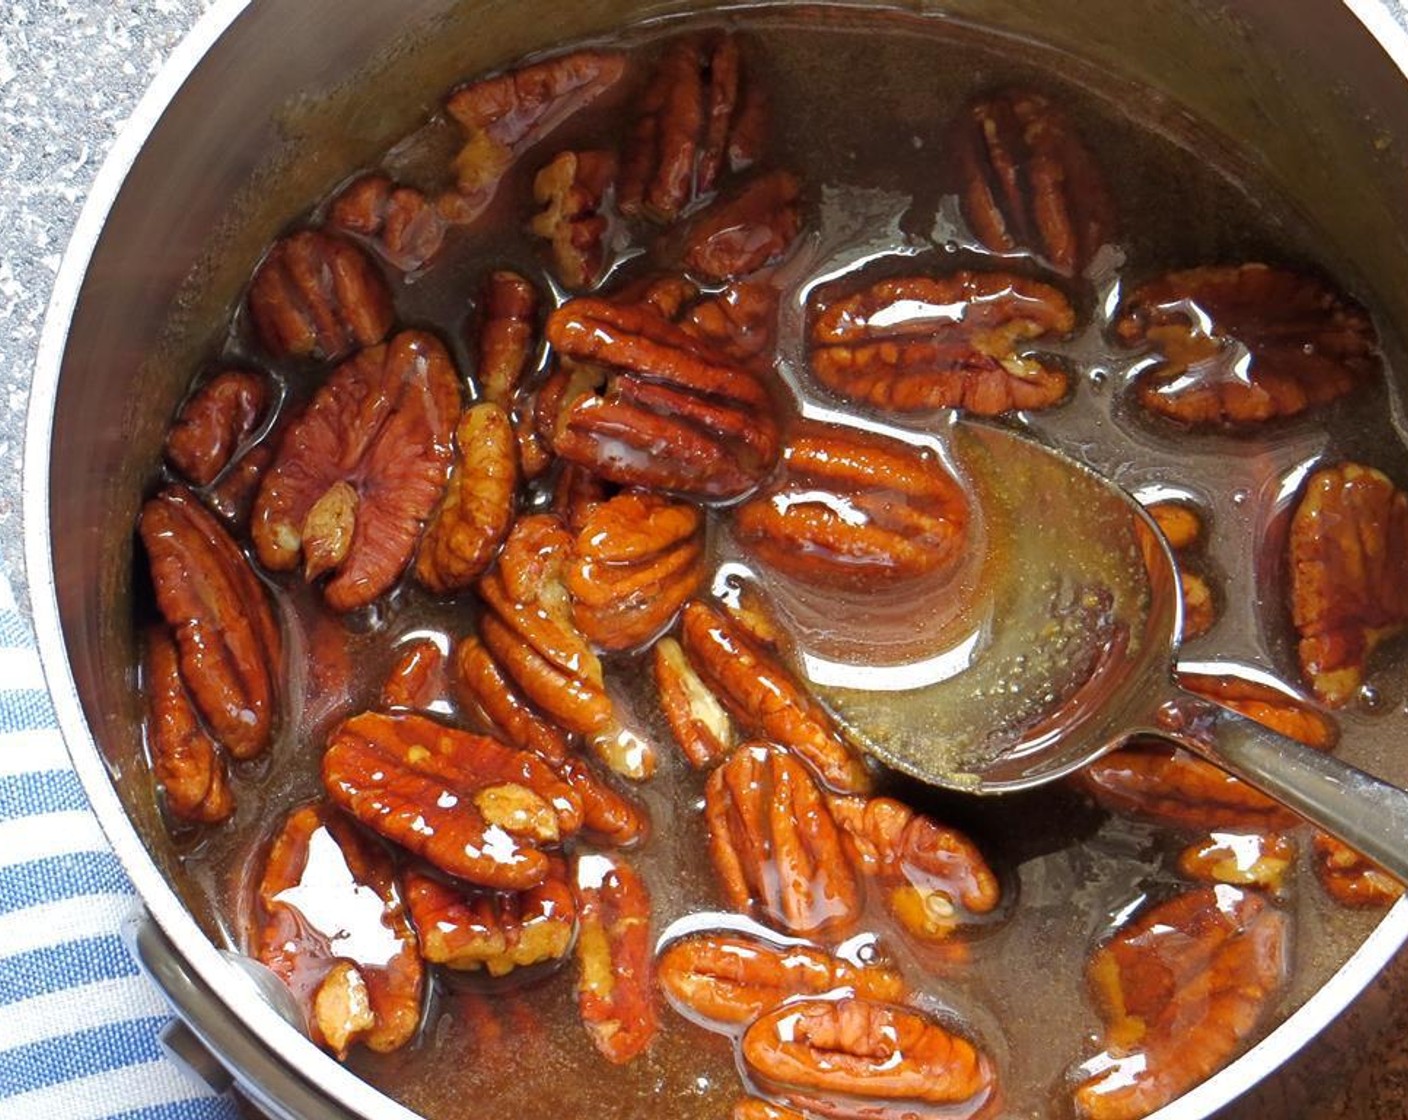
[22,2,1408,1117]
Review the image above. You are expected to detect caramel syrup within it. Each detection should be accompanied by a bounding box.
[148,8,1408,1119]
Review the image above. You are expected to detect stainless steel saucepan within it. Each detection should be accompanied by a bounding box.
[24,1,1408,1116]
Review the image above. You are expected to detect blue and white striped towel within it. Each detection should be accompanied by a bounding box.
[0,573,240,1119]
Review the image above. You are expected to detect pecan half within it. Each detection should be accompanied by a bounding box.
[247,230,394,363]
[415,402,518,593]
[1312,832,1404,908]
[405,856,575,975]
[139,486,281,759]
[1176,831,1296,894]
[572,851,657,1063]
[1073,887,1287,1120]
[658,930,904,1029]
[557,756,650,848]
[1175,670,1338,752]
[808,273,1073,414]
[566,489,706,651]
[653,636,734,768]
[444,51,625,223]
[451,634,649,845]
[476,514,615,737]
[1076,742,1296,833]
[705,743,861,934]
[254,805,422,1057]
[681,600,871,793]
[734,420,970,591]
[619,33,765,222]
[322,710,582,889]
[454,632,572,764]
[827,795,1000,943]
[1079,667,1337,832]
[474,270,539,405]
[742,998,996,1117]
[1146,501,1204,553]
[252,330,461,611]
[1115,265,1379,427]
[145,626,234,824]
[681,280,778,366]
[682,170,801,282]
[379,638,447,712]
[542,298,780,499]
[1289,462,1408,706]
[328,174,448,273]
[164,370,270,488]
[530,150,616,290]
[954,88,1114,275]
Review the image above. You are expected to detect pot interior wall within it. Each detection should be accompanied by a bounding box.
[45,0,1408,1028]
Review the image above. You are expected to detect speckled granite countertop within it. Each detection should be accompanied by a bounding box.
[3,2,1407,1117]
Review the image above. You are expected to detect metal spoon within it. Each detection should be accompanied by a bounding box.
[806,420,1408,881]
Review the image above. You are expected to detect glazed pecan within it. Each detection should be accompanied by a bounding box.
[1176,831,1296,894]
[734,420,970,591]
[657,930,904,1029]
[565,489,706,651]
[444,50,626,223]
[954,88,1115,275]
[557,756,650,848]
[652,636,734,768]
[541,298,780,499]
[252,330,461,611]
[681,600,871,793]
[477,515,614,735]
[454,632,572,764]
[809,273,1073,414]
[1076,742,1297,833]
[477,270,540,408]
[1289,462,1408,706]
[1115,265,1378,427]
[572,851,657,1063]
[405,856,575,975]
[680,280,778,366]
[742,998,996,1117]
[705,743,861,934]
[1080,668,1337,831]
[682,170,801,282]
[1146,501,1204,552]
[415,402,518,593]
[379,638,447,712]
[827,795,1000,943]
[1312,832,1404,908]
[247,230,394,363]
[619,33,765,222]
[530,150,616,290]
[1073,887,1287,1120]
[322,710,582,889]
[328,174,448,273]
[1178,571,1217,642]
[145,626,234,824]
[1175,670,1338,752]
[164,370,269,488]
[255,805,422,1057]
[139,486,281,759]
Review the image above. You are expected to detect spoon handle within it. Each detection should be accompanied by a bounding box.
[1178,705,1408,884]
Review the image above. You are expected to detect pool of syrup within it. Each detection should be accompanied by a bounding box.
[147,8,1408,1119]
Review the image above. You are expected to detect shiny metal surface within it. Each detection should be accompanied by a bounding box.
[23,1,1408,1117]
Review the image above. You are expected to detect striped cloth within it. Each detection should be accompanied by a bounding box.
[0,574,240,1119]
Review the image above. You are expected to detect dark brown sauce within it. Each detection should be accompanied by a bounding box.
[143,7,1408,1119]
